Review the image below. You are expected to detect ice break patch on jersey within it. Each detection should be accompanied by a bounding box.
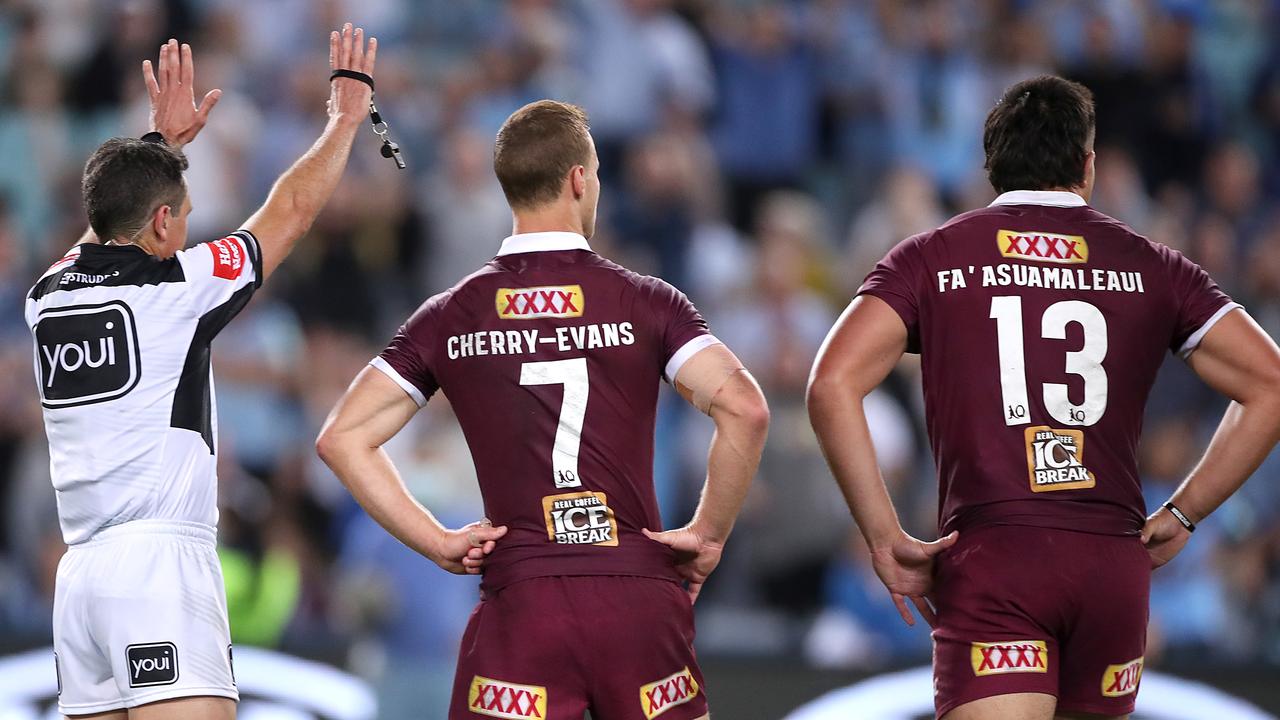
[1025,426,1096,492]
[998,230,1088,264]
[496,285,584,319]
[543,491,617,546]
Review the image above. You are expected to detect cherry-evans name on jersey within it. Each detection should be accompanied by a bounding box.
[447,322,636,360]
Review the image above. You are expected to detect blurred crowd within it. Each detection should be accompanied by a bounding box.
[2,0,1280,712]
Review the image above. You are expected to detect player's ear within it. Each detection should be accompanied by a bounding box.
[569,165,587,199]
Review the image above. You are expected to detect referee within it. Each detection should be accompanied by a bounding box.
[26,26,376,719]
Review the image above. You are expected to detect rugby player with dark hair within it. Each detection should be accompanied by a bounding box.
[808,75,1280,719]
[318,99,770,720]
[28,26,377,719]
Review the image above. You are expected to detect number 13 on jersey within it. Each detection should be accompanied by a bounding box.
[990,296,1109,427]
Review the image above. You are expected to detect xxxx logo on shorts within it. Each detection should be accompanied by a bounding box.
[468,675,547,719]
[998,230,1088,264]
[970,640,1048,676]
[639,667,700,719]
[1025,426,1096,493]
[496,285,584,319]
[1101,657,1144,697]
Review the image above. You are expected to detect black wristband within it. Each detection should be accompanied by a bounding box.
[330,69,374,91]
[1163,502,1196,533]
[140,131,167,144]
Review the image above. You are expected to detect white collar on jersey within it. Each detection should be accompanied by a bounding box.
[496,231,592,257]
[989,190,1087,207]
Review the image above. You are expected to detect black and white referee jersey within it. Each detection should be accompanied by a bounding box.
[25,231,262,544]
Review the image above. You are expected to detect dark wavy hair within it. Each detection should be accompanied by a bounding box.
[82,138,188,241]
[983,76,1096,194]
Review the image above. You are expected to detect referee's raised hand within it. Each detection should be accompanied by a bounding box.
[142,38,221,148]
[328,22,377,123]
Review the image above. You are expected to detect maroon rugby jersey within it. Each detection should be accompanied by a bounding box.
[374,232,717,590]
[859,191,1238,536]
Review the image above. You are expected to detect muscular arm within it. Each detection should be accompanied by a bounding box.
[807,295,955,626]
[316,367,505,573]
[807,296,909,548]
[643,343,768,602]
[673,344,770,544]
[1158,311,1280,526]
[243,24,376,280]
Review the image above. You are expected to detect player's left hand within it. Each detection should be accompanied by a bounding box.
[143,38,222,147]
[869,530,958,628]
[1141,507,1192,569]
[642,526,724,603]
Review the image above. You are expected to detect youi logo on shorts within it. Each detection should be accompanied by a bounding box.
[125,642,179,687]
[496,285,584,319]
[970,640,1048,676]
[468,675,547,719]
[1025,426,1096,493]
[997,229,1088,264]
[34,301,140,408]
[639,667,700,719]
[1101,657,1144,697]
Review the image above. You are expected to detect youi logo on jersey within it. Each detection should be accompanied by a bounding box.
[997,229,1088,264]
[1024,426,1096,492]
[34,301,140,408]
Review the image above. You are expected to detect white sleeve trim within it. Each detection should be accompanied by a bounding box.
[369,356,427,406]
[664,334,722,383]
[1177,302,1242,359]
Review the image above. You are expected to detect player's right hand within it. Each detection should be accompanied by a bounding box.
[328,23,376,123]
[434,518,508,575]
[869,530,958,628]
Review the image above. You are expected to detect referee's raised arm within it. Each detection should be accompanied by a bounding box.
[242,22,378,281]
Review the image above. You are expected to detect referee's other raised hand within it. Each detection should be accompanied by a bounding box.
[328,22,377,123]
[142,38,221,148]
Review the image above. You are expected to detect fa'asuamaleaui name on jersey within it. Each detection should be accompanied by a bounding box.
[373,232,719,591]
[26,232,262,544]
[858,190,1238,536]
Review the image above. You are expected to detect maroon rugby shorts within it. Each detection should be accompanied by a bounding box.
[449,575,708,720]
[932,524,1150,718]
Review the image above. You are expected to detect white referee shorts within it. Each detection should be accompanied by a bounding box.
[53,520,238,714]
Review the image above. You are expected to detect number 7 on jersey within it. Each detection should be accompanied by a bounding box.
[520,358,588,488]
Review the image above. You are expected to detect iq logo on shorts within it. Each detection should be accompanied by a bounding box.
[34,301,140,409]
[125,642,179,688]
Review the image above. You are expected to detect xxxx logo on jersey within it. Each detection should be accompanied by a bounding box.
[971,640,1049,676]
[1025,426,1096,492]
[496,285,584,319]
[998,230,1088,264]
[1101,657,1143,697]
[639,667,700,719]
[468,676,547,719]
